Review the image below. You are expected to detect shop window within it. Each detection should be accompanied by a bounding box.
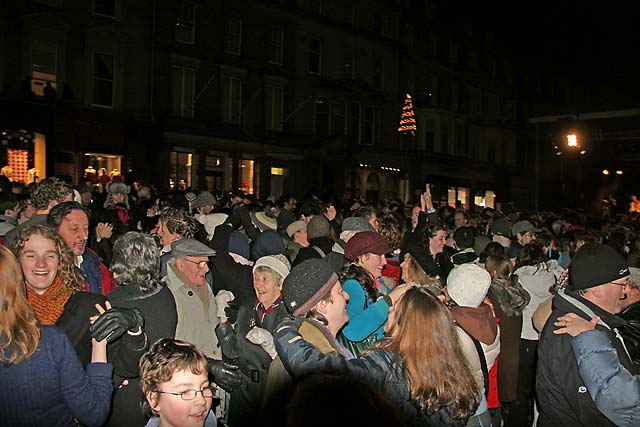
[176,1,195,44]
[82,153,122,190]
[171,66,195,118]
[224,16,242,55]
[240,159,254,194]
[169,152,192,190]
[93,53,114,107]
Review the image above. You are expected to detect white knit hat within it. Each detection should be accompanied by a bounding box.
[253,254,291,280]
[446,263,491,308]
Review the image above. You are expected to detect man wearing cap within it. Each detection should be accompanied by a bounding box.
[262,259,352,419]
[508,220,541,259]
[193,191,217,215]
[285,220,308,263]
[490,217,512,252]
[324,216,374,274]
[537,242,638,426]
[292,215,333,266]
[163,238,221,359]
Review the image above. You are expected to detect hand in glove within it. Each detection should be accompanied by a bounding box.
[89,306,144,343]
[224,300,239,324]
[215,322,241,360]
[207,359,243,392]
[246,327,277,359]
[215,290,235,321]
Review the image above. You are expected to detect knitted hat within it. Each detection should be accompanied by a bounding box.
[283,259,339,316]
[341,217,374,233]
[193,191,217,210]
[171,238,216,258]
[491,218,511,238]
[570,242,629,290]
[345,231,391,261]
[228,231,250,260]
[253,254,291,280]
[446,263,491,308]
[286,220,307,238]
[512,220,541,236]
[307,215,331,240]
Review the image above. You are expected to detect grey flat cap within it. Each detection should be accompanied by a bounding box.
[342,217,374,233]
[171,238,216,258]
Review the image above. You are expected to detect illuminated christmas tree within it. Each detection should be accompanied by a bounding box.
[397,93,416,136]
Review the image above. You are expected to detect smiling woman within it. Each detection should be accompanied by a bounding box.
[9,224,107,366]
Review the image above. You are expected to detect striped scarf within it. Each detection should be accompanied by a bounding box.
[26,275,72,325]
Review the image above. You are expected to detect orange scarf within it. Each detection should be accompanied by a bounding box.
[26,275,72,325]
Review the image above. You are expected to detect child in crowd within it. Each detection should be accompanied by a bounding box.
[140,338,217,427]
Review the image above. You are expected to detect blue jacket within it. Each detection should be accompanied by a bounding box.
[0,326,113,427]
[572,329,640,427]
[341,278,390,342]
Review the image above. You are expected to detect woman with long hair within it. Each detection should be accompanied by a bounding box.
[507,243,563,427]
[274,287,481,426]
[0,245,112,427]
[9,224,108,366]
[400,240,442,296]
[484,255,531,419]
[339,231,411,356]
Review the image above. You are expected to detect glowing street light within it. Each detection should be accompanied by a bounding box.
[567,134,578,147]
[579,149,587,155]
[602,169,610,175]
[616,170,624,175]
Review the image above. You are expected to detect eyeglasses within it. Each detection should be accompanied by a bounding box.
[182,258,209,269]
[154,386,215,401]
[611,280,629,287]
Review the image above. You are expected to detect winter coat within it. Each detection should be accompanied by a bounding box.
[274,326,473,427]
[571,329,640,427]
[536,289,638,427]
[619,300,640,366]
[341,278,390,342]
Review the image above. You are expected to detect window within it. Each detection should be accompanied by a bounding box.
[374,14,383,34]
[361,106,374,146]
[176,1,195,44]
[240,159,254,194]
[308,38,321,74]
[425,119,435,151]
[343,51,355,80]
[266,26,284,65]
[314,99,330,138]
[169,151,192,190]
[221,76,242,124]
[312,0,323,15]
[333,99,346,136]
[349,102,360,142]
[31,48,56,97]
[93,53,114,107]
[94,0,116,17]
[373,58,384,90]
[171,66,195,118]
[224,16,242,55]
[265,85,284,131]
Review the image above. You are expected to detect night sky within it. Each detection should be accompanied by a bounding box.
[440,1,640,109]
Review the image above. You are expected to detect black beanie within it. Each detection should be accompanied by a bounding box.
[400,241,439,277]
[283,258,338,316]
[570,242,629,290]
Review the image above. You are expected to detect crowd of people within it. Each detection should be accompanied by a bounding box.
[1,174,639,427]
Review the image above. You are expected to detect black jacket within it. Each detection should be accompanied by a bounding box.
[536,289,637,427]
[619,300,640,367]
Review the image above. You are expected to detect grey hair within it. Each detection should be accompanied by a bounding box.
[340,230,359,243]
[629,267,640,291]
[111,232,161,292]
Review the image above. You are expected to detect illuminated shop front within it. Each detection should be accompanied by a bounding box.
[81,153,124,190]
[0,130,47,184]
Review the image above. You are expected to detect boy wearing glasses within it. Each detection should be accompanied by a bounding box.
[140,338,217,427]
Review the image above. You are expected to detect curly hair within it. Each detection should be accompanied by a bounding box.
[30,177,73,211]
[139,338,209,417]
[377,215,401,251]
[340,262,378,303]
[10,224,83,293]
[159,207,198,239]
[111,232,162,292]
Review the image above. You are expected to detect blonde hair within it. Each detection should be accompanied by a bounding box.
[0,245,40,364]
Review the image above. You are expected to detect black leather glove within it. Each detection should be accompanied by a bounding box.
[208,359,243,392]
[224,300,239,324]
[215,322,241,360]
[89,307,144,343]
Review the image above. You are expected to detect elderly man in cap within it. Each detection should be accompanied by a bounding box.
[536,242,638,427]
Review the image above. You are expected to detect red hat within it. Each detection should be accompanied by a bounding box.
[345,231,391,261]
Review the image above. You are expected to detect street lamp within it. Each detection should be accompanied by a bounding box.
[602,169,610,175]
[567,134,578,147]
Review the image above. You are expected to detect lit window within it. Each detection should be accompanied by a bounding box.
[240,159,254,194]
[271,167,284,175]
[93,53,114,107]
[31,48,56,97]
[169,152,192,190]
